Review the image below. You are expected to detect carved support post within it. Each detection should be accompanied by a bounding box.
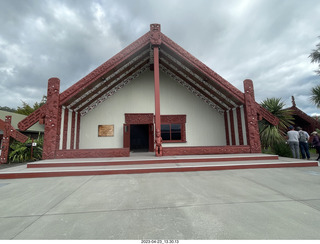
[151,23,162,156]
[56,106,62,150]
[62,107,69,149]
[224,111,230,145]
[243,79,261,153]
[236,107,244,145]
[42,77,60,159]
[70,111,76,149]
[229,109,236,145]
[76,112,81,149]
[0,116,11,164]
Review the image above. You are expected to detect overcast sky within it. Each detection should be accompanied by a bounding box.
[1,0,320,116]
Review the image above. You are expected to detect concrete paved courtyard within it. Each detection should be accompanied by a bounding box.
[0,165,320,240]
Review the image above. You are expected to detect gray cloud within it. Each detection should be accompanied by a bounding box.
[0,0,319,116]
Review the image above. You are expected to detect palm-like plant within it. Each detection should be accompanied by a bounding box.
[311,85,320,108]
[259,98,294,149]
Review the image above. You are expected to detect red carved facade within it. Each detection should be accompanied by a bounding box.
[16,23,280,159]
[56,148,129,159]
[163,146,251,156]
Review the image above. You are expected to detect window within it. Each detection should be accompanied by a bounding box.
[160,115,186,143]
[161,123,182,141]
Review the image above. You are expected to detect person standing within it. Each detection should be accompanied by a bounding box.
[311,131,320,161]
[287,126,300,159]
[297,127,310,159]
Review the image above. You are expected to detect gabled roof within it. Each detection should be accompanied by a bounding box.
[59,24,246,116]
[18,23,278,131]
[0,110,44,132]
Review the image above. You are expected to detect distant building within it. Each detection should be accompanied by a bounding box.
[288,96,320,134]
[0,110,44,163]
[0,110,44,152]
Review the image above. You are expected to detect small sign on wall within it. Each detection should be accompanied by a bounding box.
[98,125,114,137]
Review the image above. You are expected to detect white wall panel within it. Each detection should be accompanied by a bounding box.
[79,70,226,149]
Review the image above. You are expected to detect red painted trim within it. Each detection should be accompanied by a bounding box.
[62,108,69,150]
[27,155,279,168]
[76,112,81,149]
[125,113,154,124]
[224,111,230,145]
[55,148,130,159]
[70,111,76,149]
[162,146,251,156]
[229,110,236,145]
[56,107,62,151]
[236,107,244,145]
[2,161,317,179]
[59,32,150,106]
[17,104,47,131]
[161,33,245,104]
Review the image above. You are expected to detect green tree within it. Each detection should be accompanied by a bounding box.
[16,95,47,115]
[309,36,320,75]
[0,106,16,112]
[259,98,294,149]
[310,85,320,108]
[309,37,320,108]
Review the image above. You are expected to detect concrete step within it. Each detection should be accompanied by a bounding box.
[26,154,279,168]
[0,154,318,179]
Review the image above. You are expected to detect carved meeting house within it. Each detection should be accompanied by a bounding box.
[18,24,279,159]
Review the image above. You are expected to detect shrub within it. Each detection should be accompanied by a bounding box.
[272,141,292,158]
[9,136,43,163]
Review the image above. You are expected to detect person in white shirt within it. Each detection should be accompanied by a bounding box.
[287,126,300,159]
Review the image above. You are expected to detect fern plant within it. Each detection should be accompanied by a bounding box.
[9,135,43,163]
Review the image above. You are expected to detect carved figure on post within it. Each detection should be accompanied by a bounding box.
[155,129,163,156]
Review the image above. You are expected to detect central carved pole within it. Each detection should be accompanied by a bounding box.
[150,24,162,156]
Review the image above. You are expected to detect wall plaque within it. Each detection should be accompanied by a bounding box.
[98,125,114,137]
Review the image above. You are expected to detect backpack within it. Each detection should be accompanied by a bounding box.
[299,131,307,142]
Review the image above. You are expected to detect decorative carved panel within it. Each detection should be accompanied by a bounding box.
[18,105,47,131]
[160,115,186,124]
[55,148,130,158]
[125,113,154,124]
[162,146,251,156]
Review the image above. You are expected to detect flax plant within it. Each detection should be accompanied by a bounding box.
[259,98,294,150]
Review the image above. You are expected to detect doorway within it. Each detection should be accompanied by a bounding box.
[130,124,149,152]
[123,113,154,153]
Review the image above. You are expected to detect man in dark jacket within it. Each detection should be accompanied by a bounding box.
[297,127,310,160]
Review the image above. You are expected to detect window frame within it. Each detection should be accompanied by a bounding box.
[160,115,186,143]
